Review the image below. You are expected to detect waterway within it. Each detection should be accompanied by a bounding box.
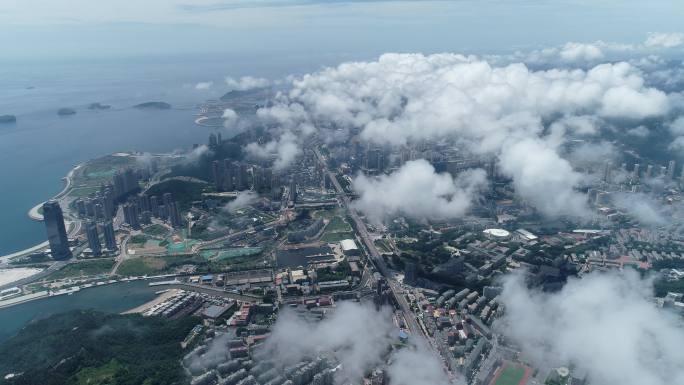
[0,280,161,342]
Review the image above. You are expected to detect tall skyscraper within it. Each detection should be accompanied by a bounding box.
[234,163,249,190]
[223,159,234,191]
[212,160,222,191]
[667,160,676,180]
[123,203,140,229]
[168,201,183,228]
[632,163,640,181]
[149,195,159,217]
[252,166,263,192]
[86,221,102,256]
[645,164,654,179]
[43,201,72,260]
[103,220,117,251]
[289,177,298,203]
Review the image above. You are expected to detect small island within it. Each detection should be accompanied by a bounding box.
[87,102,111,110]
[133,101,171,110]
[57,107,76,116]
[0,114,17,124]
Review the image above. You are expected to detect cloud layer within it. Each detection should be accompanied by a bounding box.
[498,270,684,385]
[249,51,676,219]
[352,159,487,221]
[259,301,454,384]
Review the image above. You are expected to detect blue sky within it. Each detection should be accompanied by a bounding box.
[1,0,683,61]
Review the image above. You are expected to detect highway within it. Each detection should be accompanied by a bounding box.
[313,149,456,380]
[313,149,424,337]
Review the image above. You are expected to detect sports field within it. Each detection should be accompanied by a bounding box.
[489,362,532,385]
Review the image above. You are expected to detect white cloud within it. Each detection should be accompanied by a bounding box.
[388,344,454,385]
[222,108,239,128]
[667,117,684,154]
[248,52,674,219]
[223,191,257,212]
[550,115,603,136]
[225,75,270,91]
[195,81,213,90]
[183,144,212,164]
[599,85,669,118]
[612,192,667,226]
[498,270,684,385]
[669,116,684,135]
[259,302,393,383]
[644,32,684,48]
[245,130,301,170]
[351,159,487,221]
[559,42,604,62]
[499,138,591,219]
[565,141,618,171]
[259,301,457,385]
[626,125,650,137]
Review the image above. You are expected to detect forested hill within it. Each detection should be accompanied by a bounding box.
[0,310,198,385]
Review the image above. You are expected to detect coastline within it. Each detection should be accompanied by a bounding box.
[26,165,78,222]
[0,274,177,310]
[1,164,81,263]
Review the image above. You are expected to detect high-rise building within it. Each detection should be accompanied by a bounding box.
[140,211,152,225]
[252,166,263,192]
[139,194,150,213]
[667,160,676,180]
[76,199,86,216]
[103,220,117,251]
[103,186,115,218]
[263,168,273,191]
[43,201,72,260]
[112,171,125,199]
[632,163,640,181]
[149,195,159,217]
[86,221,102,256]
[212,160,222,191]
[404,262,418,285]
[123,203,140,229]
[85,198,95,217]
[289,177,298,204]
[168,202,183,228]
[234,163,249,190]
[223,159,234,191]
[122,168,138,194]
[645,164,654,179]
[365,148,384,171]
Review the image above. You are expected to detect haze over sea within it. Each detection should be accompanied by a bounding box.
[0,53,341,255]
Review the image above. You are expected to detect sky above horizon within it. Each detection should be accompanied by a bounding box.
[2,0,684,62]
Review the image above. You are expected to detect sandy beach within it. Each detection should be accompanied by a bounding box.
[0,268,43,287]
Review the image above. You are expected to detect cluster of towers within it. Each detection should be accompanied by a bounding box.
[44,200,118,260]
[122,192,183,230]
[73,167,143,222]
[212,160,251,192]
[603,159,684,184]
[85,220,117,257]
[211,160,282,197]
